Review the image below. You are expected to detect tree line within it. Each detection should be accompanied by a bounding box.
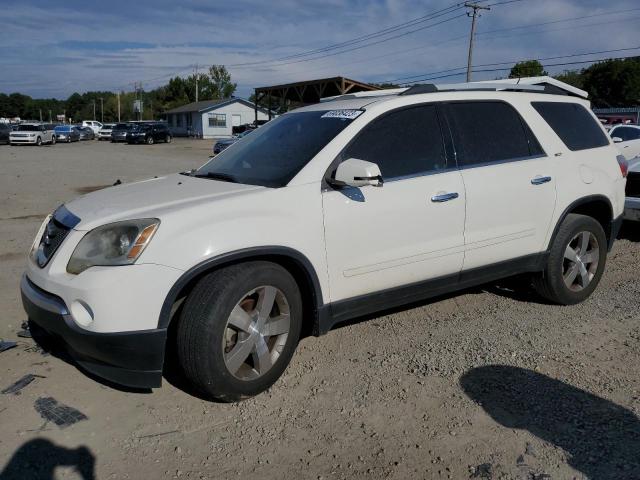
[1,58,638,122]
[510,57,640,107]
[0,65,237,123]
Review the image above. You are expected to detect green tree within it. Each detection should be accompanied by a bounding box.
[582,57,640,107]
[206,65,236,99]
[509,60,548,78]
[554,70,584,89]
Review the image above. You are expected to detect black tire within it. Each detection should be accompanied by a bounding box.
[176,261,302,401]
[166,135,172,144]
[36,136,42,146]
[146,136,154,145]
[533,213,607,305]
[51,136,56,145]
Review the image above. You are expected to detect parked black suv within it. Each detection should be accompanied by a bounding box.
[126,123,171,145]
[111,123,132,143]
[0,123,10,144]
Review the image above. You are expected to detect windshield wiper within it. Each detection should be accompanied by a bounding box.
[192,171,238,183]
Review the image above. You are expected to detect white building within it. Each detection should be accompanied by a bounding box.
[165,98,271,138]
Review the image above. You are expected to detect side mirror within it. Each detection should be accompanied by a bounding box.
[612,137,623,143]
[331,158,383,188]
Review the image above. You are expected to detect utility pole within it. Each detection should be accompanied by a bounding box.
[93,100,96,120]
[465,2,490,82]
[117,92,121,122]
[48,110,52,122]
[194,64,199,103]
[39,109,42,122]
[99,97,104,123]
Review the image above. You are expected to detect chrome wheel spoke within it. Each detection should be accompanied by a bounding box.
[579,231,590,255]
[564,245,578,262]
[225,336,256,374]
[578,263,590,287]
[256,286,277,328]
[263,314,290,337]
[252,336,273,375]
[564,263,579,287]
[582,250,599,264]
[228,305,253,333]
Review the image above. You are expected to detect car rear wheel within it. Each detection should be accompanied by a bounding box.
[166,135,172,144]
[51,136,56,145]
[176,261,302,402]
[533,213,607,305]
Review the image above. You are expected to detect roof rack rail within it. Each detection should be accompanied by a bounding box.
[400,82,545,96]
[320,76,588,102]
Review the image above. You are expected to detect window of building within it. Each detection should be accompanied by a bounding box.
[208,113,226,128]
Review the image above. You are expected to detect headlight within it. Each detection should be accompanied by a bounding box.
[67,218,160,274]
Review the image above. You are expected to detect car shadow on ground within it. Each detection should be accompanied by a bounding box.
[460,365,640,480]
[0,438,95,480]
[617,221,640,242]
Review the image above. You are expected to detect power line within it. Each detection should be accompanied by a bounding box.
[397,54,640,84]
[226,2,466,67]
[388,46,640,83]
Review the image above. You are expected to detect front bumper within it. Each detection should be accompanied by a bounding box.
[624,197,640,222]
[127,135,146,144]
[21,274,167,388]
[10,137,37,144]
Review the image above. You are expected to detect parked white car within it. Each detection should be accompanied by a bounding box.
[21,78,626,401]
[10,123,56,146]
[610,124,640,161]
[98,123,115,141]
[82,120,103,134]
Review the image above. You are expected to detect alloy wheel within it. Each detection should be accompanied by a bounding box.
[563,231,600,292]
[222,286,291,381]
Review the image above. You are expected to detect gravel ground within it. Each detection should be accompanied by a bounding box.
[0,139,639,480]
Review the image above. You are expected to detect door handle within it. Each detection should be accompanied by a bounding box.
[431,192,459,202]
[531,176,552,185]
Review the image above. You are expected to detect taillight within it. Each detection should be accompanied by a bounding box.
[617,155,628,178]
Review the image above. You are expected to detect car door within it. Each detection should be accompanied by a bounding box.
[443,101,557,270]
[612,126,640,161]
[322,104,466,302]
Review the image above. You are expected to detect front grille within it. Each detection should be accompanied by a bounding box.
[626,172,640,198]
[36,217,70,268]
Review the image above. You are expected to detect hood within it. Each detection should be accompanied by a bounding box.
[65,173,264,231]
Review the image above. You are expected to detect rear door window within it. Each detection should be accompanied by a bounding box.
[532,102,609,151]
[444,101,543,168]
[339,104,448,180]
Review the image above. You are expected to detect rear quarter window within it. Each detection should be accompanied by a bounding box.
[532,102,609,151]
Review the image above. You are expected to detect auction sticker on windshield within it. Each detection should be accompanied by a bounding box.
[321,110,363,120]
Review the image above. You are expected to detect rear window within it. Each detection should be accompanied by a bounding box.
[532,102,609,151]
[55,126,71,131]
[444,101,543,167]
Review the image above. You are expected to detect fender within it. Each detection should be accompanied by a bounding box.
[546,194,616,251]
[157,246,325,329]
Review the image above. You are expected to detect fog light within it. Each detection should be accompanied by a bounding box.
[70,300,94,327]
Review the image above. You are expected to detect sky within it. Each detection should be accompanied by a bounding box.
[1,0,639,100]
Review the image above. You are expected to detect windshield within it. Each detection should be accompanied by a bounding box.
[15,125,40,131]
[195,110,359,187]
[113,123,131,131]
[55,126,71,131]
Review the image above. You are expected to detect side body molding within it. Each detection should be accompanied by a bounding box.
[158,246,326,331]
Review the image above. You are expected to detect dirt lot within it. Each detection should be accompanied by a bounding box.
[1,139,639,480]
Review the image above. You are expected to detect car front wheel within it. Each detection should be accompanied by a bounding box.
[36,137,42,146]
[51,136,56,145]
[166,135,172,143]
[146,136,154,145]
[176,261,302,402]
[533,213,607,305]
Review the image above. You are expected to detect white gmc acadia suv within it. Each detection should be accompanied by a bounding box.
[21,77,627,401]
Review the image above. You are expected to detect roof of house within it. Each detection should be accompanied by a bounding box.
[164,98,269,115]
